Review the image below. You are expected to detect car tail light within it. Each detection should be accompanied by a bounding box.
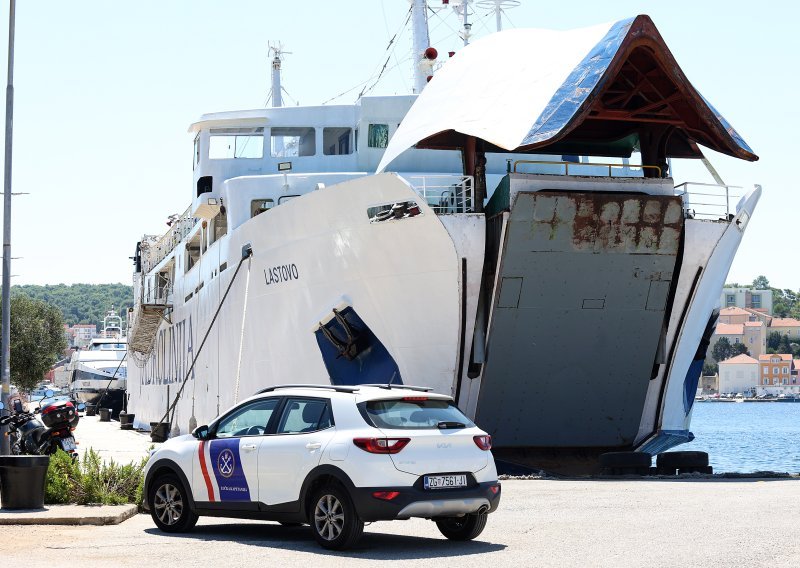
[353,437,410,454]
[372,491,400,501]
[473,435,492,451]
[489,484,501,495]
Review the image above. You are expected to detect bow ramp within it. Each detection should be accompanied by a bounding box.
[379,14,759,469]
[475,176,682,448]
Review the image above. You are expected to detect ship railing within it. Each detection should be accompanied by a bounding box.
[407,175,474,214]
[512,160,663,178]
[141,205,196,274]
[673,182,742,220]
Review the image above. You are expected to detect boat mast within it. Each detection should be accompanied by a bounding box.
[476,0,520,32]
[268,43,288,108]
[411,0,435,94]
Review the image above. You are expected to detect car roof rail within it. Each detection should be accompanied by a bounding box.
[359,384,433,392]
[254,384,362,395]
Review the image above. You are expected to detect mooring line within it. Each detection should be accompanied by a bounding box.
[233,254,252,404]
[157,245,253,429]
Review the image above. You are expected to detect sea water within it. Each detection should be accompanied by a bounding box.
[683,402,800,473]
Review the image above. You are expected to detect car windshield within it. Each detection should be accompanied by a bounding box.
[362,398,474,430]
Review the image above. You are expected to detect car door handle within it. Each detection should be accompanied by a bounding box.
[241,443,257,451]
[306,442,322,450]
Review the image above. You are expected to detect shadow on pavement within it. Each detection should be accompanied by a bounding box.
[145,522,506,559]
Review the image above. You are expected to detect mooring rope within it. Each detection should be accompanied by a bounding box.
[157,246,253,429]
[233,254,252,404]
[94,351,128,410]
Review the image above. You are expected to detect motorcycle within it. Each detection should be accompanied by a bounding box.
[0,390,84,458]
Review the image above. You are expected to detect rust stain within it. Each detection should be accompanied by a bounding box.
[532,192,683,254]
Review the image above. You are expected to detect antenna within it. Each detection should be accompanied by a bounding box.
[476,0,520,32]
[267,42,292,108]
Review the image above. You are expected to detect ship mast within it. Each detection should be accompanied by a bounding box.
[476,0,520,32]
[267,43,291,108]
[410,0,437,94]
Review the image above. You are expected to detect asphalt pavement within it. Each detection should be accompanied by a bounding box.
[2,477,799,567]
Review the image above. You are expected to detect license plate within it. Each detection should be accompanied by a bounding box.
[60,437,76,452]
[424,474,467,490]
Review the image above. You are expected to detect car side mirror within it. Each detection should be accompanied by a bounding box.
[0,401,4,410]
[45,389,54,398]
[192,424,210,440]
[77,403,86,412]
[12,399,23,413]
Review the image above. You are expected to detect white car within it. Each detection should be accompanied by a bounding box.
[143,384,501,549]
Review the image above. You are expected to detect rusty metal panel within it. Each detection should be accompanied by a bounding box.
[475,192,683,448]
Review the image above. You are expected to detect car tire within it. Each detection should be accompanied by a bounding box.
[436,512,488,541]
[148,473,198,533]
[309,484,364,550]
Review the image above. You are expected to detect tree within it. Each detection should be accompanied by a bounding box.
[1,295,67,393]
[778,334,792,354]
[703,361,719,376]
[730,343,750,357]
[767,331,782,351]
[752,275,770,290]
[711,337,732,362]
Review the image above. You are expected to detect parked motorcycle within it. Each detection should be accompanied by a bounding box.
[0,390,84,458]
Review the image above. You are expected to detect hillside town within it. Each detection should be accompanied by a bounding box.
[703,282,800,398]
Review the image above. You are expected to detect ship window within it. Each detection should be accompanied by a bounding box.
[209,127,264,159]
[278,195,299,204]
[251,199,274,218]
[367,124,389,148]
[270,127,316,157]
[323,127,353,155]
[193,133,201,169]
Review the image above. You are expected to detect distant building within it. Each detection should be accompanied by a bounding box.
[757,354,799,395]
[699,374,719,395]
[768,318,800,341]
[720,287,773,315]
[710,309,766,359]
[719,354,759,395]
[65,323,97,348]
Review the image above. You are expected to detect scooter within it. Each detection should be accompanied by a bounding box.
[0,391,84,458]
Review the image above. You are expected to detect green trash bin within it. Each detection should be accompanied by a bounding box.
[0,455,50,510]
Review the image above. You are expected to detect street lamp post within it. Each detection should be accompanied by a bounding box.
[1,0,16,456]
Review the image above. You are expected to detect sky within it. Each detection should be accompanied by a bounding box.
[0,1,796,289]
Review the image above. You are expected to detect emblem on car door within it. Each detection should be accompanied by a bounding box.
[217,448,235,478]
[437,443,452,449]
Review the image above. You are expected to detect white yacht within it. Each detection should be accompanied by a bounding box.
[126,5,760,472]
[68,309,128,410]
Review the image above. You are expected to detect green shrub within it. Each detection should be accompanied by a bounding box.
[45,448,147,506]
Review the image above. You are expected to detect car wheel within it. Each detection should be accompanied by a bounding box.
[310,484,364,550]
[436,512,488,541]
[148,473,198,533]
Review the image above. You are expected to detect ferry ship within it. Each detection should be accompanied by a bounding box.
[126,4,760,472]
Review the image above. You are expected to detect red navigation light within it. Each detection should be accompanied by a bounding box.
[426,76,433,83]
[353,437,410,454]
[424,47,438,60]
[372,491,400,501]
[448,51,455,57]
[473,435,492,451]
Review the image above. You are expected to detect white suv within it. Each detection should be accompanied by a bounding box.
[143,384,501,549]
